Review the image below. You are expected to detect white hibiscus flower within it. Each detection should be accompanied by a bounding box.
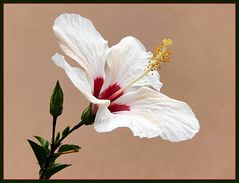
[52,13,199,142]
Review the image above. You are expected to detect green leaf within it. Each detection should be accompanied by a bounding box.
[48,153,61,167]
[58,144,81,154]
[55,132,60,142]
[45,163,71,178]
[27,139,47,168]
[62,126,70,138]
[54,132,62,148]
[34,136,50,152]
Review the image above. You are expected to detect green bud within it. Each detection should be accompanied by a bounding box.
[81,104,95,125]
[50,81,64,117]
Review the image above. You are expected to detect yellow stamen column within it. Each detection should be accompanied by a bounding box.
[108,39,173,101]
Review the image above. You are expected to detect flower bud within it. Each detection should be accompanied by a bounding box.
[50,81,64,117]
[81,104,95,125]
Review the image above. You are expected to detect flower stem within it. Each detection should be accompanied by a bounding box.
[51,116,57,153]
[39,120,85,179]
[56,121,85,148]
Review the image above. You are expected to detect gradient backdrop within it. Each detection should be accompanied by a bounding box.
[4,4,235,179]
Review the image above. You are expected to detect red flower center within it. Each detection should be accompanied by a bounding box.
[93,77,130,113]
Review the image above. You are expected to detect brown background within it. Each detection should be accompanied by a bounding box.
[4,4,235,179]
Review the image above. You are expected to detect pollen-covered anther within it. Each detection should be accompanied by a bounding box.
[163,39,173,46]
[148,39,173,71]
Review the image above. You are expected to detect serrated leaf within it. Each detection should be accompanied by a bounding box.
[44,141,50,153]
[45,163,71,178]
[48,153,61,167]
[34,136,50,152]
[27,139,47,168]
[62,126,70,138]
[58,144,81,153]
[55,132,60,142]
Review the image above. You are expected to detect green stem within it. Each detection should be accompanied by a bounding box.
[51,116,57,153]
[59,121,84,143]
[39,120,85,179]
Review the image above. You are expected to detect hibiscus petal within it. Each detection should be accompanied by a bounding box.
[95,87,199,142]
[101,36,162,93]
[117,87,200,141]
[53,13,109,79]
[52,53,109,105]
[94,102,160,138]
[128,71,163,92]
